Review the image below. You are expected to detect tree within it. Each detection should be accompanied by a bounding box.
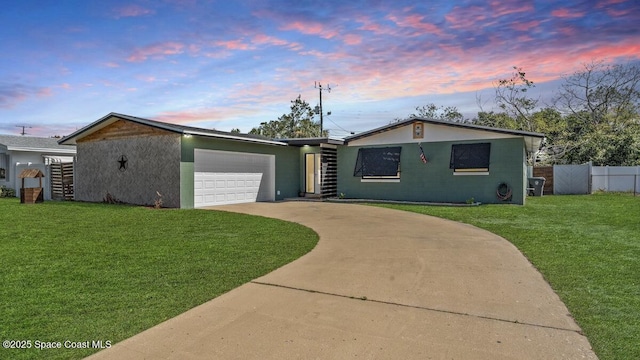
[473,111,517,129]
[396,103,465,123]
[250,95,326,138]
[230,128,241,134]
[553,61,640,165]
[494,66,539,132]
[555,60,640,129]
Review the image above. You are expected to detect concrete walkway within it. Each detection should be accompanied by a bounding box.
[87,202,596,359]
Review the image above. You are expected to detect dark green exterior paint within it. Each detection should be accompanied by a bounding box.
[179,135,300,208]
[337,138,527,205]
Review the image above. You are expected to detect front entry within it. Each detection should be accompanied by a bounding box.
[305,153,321,195]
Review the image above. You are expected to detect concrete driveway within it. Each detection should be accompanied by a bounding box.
[87,202,596,359]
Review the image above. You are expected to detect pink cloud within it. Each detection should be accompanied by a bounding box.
[489,1,534,17]
[252,34,288,46]
[511,20,540,32]
[358,18,384,33]
[127,42,185,62]
[342,34,362,45]
[105,62,120,68]
[280,21,339,39]
[387,14,443,35]
[215,39,251,50]
[597,0,628,6]
[445,6,489,29]
[551,8,585,18]
[113,5,155,18]
[605,8,632,16]
[558,25,578,36]
[37,88,52,97]
[154,107,260,125]
[135,75,158,83]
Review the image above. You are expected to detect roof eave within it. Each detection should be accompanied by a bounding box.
[58,112,288,147]
[58,112,183,145]
[7,146,77,154]
[184,130,288,146]
[344,117,546,144]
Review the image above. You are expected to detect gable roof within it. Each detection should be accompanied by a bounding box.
[0,134,76,154]
[345,117,545,152]
[58,112,288,146]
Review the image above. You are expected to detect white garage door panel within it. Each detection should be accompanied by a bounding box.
[194,149,275,207]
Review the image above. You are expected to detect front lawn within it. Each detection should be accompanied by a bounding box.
[0,199,318,360]
[374,193,639,360]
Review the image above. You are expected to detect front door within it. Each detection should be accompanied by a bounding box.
[305,153,321,194]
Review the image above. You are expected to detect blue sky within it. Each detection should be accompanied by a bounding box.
[1,0,639,137]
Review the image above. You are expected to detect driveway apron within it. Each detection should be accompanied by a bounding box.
[87,202,596,359]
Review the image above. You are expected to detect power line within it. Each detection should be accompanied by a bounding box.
[324,114,354,135]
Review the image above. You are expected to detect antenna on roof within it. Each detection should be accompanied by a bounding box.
[16,125,32,136]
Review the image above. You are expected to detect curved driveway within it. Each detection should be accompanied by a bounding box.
[88,202,596,359]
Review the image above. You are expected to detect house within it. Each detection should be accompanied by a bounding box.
[0,135,76,199]
[58,113,543,208]
[58,113,302,208]
[339,118,544,205]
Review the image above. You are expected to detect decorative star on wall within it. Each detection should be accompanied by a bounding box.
[118,155,128,172]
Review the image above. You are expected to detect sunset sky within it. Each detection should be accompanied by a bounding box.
[1,0,639,137]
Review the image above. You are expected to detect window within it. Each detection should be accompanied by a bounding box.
[0,154,8,180]
[353,147,401,179]
[450,143,491,173]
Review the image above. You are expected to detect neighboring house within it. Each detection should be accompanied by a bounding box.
[58,113,544,208]
[0,135,76,199]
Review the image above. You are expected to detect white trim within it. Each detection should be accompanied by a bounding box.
[453,171,490,176]
[6,146,76,154]
[361,178,401,183]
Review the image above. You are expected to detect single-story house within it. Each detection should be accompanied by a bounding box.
[339,118,544,205]
[58,112,544,207]
[0,134,76,199]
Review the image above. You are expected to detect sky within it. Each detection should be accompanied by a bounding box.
[1,0,639,138]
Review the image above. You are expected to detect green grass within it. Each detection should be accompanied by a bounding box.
[0,199,318,360]
[373,193,639,360]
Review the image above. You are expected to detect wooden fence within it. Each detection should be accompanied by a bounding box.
[50,162,74,200]
[532,166,554,195]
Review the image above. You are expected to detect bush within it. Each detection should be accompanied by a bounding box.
[0,185,16,198]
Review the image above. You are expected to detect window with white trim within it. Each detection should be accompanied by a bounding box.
[450,143,491,173]
[353,147,402,179]
[0,153,8,180]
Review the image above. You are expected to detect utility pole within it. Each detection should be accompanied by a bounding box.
[315,82,331,137]
[16,126,32,136]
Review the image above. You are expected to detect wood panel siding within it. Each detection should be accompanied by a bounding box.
[77,120,173,143]
[533,166,554,195]
[50,162,74,200]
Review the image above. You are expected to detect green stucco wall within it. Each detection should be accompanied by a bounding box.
[179,135,300,208]
[337,138,527,205]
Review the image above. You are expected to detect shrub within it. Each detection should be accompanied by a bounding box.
[0,185,16,198]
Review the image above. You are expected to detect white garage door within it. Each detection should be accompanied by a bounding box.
[194,149,275,207]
